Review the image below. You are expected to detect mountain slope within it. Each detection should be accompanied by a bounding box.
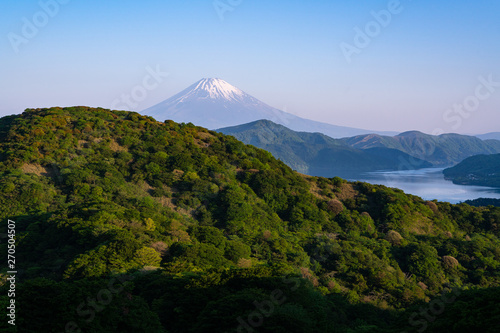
[342,131,500,166]
[477,132,500,141]
[142,78,397,138]
[484,138,500,151]
[1,107,500,332]
[218,119,431,177]
[443,153,500,187]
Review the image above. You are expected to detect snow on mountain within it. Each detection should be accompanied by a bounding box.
[142,78,397,138]
[190,78,244,101]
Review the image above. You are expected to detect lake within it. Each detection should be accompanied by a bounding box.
[349,168,500,204]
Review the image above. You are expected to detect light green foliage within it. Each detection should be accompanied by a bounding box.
[1,107,500,332]
[134,247,162,267]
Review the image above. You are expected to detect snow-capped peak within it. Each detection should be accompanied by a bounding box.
[192,78,244,100]
[142,78,393,137]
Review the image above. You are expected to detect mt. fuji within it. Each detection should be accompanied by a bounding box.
[142,78,396,138]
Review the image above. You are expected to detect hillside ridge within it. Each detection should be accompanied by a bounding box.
[1,107,499,332]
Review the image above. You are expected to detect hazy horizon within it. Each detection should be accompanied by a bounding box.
[1,0,499,135]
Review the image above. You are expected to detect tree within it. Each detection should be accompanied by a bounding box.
[134,247,162,267]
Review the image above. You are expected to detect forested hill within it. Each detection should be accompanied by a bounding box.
[444,153,500,187]
[341,131,500,166]
[1,107,500,332]
[218,119,432,177]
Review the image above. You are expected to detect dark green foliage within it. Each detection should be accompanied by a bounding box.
[465,198,500,207]
[1,107,500,332]
[398,287,500,332]
[444,153,500,187]
[0,276,164,333]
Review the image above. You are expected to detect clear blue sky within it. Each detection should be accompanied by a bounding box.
[1,0,499,134]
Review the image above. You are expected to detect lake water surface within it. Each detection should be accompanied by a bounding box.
[349,168,500,204]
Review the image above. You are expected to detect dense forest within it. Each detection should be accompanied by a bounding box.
[1,107,499,332]
[444,153,500,187]
[464,198,500,207]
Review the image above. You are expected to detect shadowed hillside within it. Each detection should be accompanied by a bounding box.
[218,120,431,177]
[342,131,500,166]
[1,107,499,332]
[444,153,500,187]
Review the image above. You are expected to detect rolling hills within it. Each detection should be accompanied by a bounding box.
[443,153,500,187]
[218,120,432,177]
[1,107,500,332]
[341,131,500,166]
[477,132,500,141]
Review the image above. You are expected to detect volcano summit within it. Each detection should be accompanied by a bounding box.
[142,78,396,138]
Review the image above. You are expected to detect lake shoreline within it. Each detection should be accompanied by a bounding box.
[344,167,500,204]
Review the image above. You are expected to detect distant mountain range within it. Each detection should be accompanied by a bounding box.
[142,78,397,138]
[219,120,500,177]
[477,132,500,141]
[218,120,431,177]
[341,131,500,166]
[464,198,500,207]
[142,77,500,176]
[444,153,500,187]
